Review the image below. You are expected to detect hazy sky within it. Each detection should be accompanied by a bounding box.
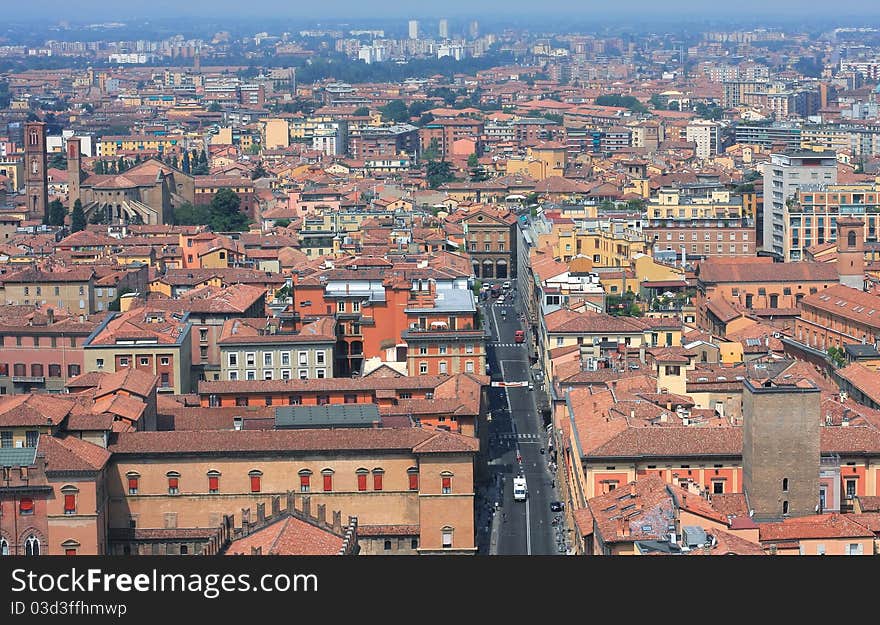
[8,0,880,21]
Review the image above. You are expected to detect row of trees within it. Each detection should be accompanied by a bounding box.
[42,198,86,232]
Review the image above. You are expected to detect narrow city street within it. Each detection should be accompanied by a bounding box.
[476,285,568,555]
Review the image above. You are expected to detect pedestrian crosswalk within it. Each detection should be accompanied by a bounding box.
[498,433,542,441]
[490,342,526,348]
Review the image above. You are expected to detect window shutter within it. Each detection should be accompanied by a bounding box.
[250,475,261,493]
[409,473,419,490]
[64,494,76,512]
[299,475,310,488]
[442,476,451,491]
[373,473,383,491]
[208,476,219,491]
[323,474,333,492]
[128,477,138,491]
[65,548,77,556]
[357,474,367,491]
[19,498,34,513]
[168,477,179,490]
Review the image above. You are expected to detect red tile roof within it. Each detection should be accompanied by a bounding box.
[697,259,838,284]
[38,434,111,472]
[759,513,874,542]
[225,516,345,556]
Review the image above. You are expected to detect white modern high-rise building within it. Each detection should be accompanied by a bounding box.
[439,19,449,40]
[469,20,479,39]
[408,20,419,40]
[762,150,838,259]
[685,120,721,160]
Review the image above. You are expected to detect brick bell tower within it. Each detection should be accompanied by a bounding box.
[24,121,49,222]
[66,136,83,209]
[836,216,865,291]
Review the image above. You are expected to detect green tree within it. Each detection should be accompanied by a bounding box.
[467,152,479,169]
[595,94,648,114]
[95,160,105,175]
[48,199,66,227]
[70,199,86,233]
[208,188,249,231]
[172,201,210,225]
[181,151,191,174]
[252,160,268,180]
[427,160,456,189]
[208,101,223,112]
[353,106,370,117]
[49,152,67,170]
[273,218,290,228]
[649,94,667,110]
[827,346,847,368]
[380,99,410,123]
[117,156,126,173]
[422,137,441,162]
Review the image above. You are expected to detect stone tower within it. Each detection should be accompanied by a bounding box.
[66,136,83,209]
[742,378,820,522]
[24,121,48,222]
[836,216,865,290]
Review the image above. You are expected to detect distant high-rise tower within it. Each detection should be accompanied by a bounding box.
[469,20,479,39]
[408,20,419,40]
[24,121,48,222]
[439,19,449,40]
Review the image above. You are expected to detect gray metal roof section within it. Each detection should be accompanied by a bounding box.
[0,446,38,467]
[274,404,380,429]
[404,288,476,314]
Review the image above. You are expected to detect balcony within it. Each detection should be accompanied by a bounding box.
[12,376,45,384]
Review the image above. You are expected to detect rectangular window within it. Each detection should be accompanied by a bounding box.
[281,369,291,380]
[128,477,139,494]
[439,345,447,355]
[246,352,255,367]
[168,477,179,495]
[300,474,310,492]
[409,473,419,490]
[318,395,330,406]
[442,529,453,548]
[281,352,290,366]
[64,494,76,514]
[289,395,302,405]
[419,362,428,374]
[337,301,346,313]
[357,473,367,491]
[298,351,308,366]
[25,430,39,447]
[316,369,326,379]
[0,431,11,448]
[228,353,238,367]
[250,475,261,493]
[160,357,169,366]
[712,481,724,494]
[352,301,360,312]
[373,473,383,491]
[199,328,208,343]
[264,371,273,381]
[229,371,238,381]
[208,476,219,493]
[246,370,256,381]
[298,369,308,380]
[323,474,333,492]
[316,351,325,365]
[442,476,452,494]
[344,394,357,404]
[465,361,474,373]
[263,352,273,367]
[846,480,857,498]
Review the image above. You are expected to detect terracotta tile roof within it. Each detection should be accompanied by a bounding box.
[586,426,743,459]
[90,368,159,399]
[705,298,741,323]
[225,516,345,556]
[697,258,838,284]
[819,426,880,454]
[218,317,335,345]
[572,507,595,537]
[38,434,111,473]
[759,513,874,542]
[849,512,880,533]
[198,373,479,395]
[108,428,478,455]
[800,284,880,331]
[0,394,75,427]
[87,307,189,346]
[587,475,675,544]
[2,267,94,283]
[358,524,420,536]
[684,529,765,556]
[856,496,880,513]
[709,493,750,519]
[66,412,116,431]
[544,308,655,334]
[837,362,880,406]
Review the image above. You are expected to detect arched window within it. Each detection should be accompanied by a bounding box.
[166,471,180,495]
[19,497,34,515]
[25,535,40,556]
[782,500,789,515]
[321,469,334,492]
[0,537,8,556]
[356,468,369,492]
[249,470,263,493]
[207,471,220,494]
[407,467,419,491]
[61,485,79,515]
[298,469,312,493]
[127,472,140,495]
[441,526,454,549]
[848,230,857,248]
[372,468,384,491]
[440,471,453,494]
